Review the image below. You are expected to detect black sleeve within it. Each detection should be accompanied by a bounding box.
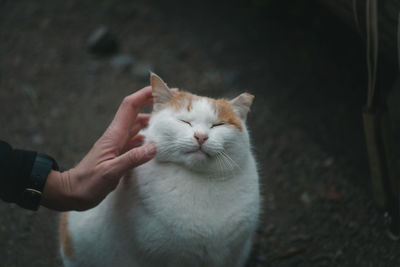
[0,140,37,204]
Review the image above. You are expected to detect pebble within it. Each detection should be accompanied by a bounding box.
[32,134,43,145]
[87,26,119,56]
[110,54,134,70]
[323,157,334,167]
[300,192,312,204]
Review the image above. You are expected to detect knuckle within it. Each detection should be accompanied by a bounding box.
[129,150,143,165]
[101,164,122,184]
[122,96,139,113]
[101,161,114,173]
[122,96,131,105]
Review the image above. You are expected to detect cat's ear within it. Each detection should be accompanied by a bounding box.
[151,73,173,111]
[229,93,254,120]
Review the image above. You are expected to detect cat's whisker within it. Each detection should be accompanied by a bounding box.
[220,151,241,170]
[223,152,240,168]
[219,154,232,172]
[215,154,225,175]
[216,152,235,173]
[210,154,234,180]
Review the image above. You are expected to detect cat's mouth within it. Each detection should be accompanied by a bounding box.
[185,148,211,158]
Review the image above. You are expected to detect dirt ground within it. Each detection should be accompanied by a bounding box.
[0,0,399,266]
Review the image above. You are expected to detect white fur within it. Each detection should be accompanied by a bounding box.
[61,97,260,267]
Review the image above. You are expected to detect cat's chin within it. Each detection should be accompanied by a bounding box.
[185,149,211,159]
[179,154,217,173]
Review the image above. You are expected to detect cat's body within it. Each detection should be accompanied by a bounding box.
[60,74,260,267]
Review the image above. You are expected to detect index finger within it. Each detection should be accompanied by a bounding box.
[107,86,153,137]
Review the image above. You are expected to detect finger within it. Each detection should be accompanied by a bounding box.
[107,86,153,138]
[110,142,157,176]
[129,114,151,137]
[121,134,145,154]
[128,135,145,149]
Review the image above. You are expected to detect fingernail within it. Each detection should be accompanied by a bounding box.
[145,142,157,157]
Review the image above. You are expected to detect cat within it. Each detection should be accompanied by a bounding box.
[60,73,260,267]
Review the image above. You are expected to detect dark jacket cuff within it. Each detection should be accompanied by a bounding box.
[0,141,37,204]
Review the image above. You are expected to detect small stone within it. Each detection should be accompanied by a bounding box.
[32,134,43,145]
[87,26,119,56]
[323,157,334,167]
[300,192,312,204]
[111,54,134,70]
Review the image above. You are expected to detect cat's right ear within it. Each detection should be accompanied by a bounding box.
[229,93,254,120]
[151,73,174,111]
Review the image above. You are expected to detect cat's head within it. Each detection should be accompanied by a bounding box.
[145,73,254,175]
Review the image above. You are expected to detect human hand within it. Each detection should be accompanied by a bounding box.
[41,86,156,211]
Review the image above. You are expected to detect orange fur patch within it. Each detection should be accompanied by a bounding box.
[166,92,242,130]
[167,92,242,131]
[214,99,243,131]
[166,92,196,111]
[60,212,74,259]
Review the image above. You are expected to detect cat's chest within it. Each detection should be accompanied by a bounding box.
[110,160,259,258]
[134,163,250,232]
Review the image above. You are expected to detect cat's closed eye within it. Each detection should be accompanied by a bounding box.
[179,119,192,126]
[211,122,225,128]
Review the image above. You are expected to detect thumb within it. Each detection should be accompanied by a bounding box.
[111,142,157,175]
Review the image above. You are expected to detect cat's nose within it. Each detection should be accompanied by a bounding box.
[194,132,208,145]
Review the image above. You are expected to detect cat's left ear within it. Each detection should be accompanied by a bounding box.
[151,73,174,111]
[229,93,254,120]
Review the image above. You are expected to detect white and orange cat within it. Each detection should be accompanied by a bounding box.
[60,74,260,267]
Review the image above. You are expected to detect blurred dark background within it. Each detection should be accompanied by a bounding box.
[0,0,399,266]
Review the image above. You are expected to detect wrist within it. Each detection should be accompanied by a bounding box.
[42,169,81,211]
[41,168,93,211]
[41,170,67,211]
